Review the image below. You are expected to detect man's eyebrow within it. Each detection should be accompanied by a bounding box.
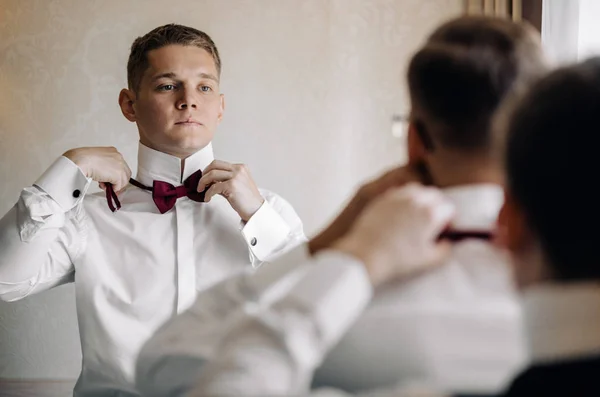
[198,72,219,83]
[151,72,177,82]
[151,72,219,83]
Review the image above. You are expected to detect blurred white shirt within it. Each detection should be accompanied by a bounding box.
[313,185,524,393]
[0,142,305,397]
[136,184,524,396]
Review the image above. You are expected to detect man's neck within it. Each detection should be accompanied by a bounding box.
[425,152,502,188]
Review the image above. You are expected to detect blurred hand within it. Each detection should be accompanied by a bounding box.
[309,165,424,254]
[64,146,132,192]
[333,183,454,287]
[198,160,265,222]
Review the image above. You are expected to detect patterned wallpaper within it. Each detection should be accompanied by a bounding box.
[0,0,461,378]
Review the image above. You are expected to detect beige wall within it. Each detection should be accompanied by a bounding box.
[0,0,461,378]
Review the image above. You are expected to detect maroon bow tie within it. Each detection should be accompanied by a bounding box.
[105,169,206,214]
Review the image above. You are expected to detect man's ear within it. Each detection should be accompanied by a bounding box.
[217,94,225,124]
[407,121,428,165]
[119,88,137,122]
[499,189,550,289]
[498,190,530,252]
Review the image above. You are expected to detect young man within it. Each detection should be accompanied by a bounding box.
[135,16,547,396]
[0,24,304,396]
[496,57,600,396]
[311,16,546,392]
[150,57,600,397]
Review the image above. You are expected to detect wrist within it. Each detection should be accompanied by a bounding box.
[308,234,328,256]
[241,197,265,223]
[331,236,387,287]
[63,148,90,177]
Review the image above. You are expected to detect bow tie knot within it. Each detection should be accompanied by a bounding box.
[174,185,189,198]
[152,170,206,213]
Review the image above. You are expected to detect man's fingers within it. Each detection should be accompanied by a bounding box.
[379,184,455,237]
[360,167,421,206]
[405,185,455,236]
[379,182,423,200]
[109,169,131,193]
[204,182,226,202]
[124,161,133,181]
[117,174,130,193]
[428,241,453,268]
[400,241,453,281]
[385,166,418,184]
[113,180,124,193]
[203,160,234,175]
[378,165,421,190]
[198,170,234,192]
[424,195,455,237]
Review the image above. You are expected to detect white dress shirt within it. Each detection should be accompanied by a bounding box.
[135,184,524,397]
[0,142,305,397]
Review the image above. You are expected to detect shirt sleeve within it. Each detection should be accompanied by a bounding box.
[308,386,448,397]
[190,251,373,396]
[241,188,307,266]
[34,155,91,211]
[0,156,90,301]
[135,250,372,397]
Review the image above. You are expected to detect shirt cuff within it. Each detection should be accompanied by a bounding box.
[34,156,91,211]
[244,243,312,302]
[241,201,291,262]
[282,250,373,348]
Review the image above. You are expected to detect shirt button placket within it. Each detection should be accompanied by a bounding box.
[175,199,197,313]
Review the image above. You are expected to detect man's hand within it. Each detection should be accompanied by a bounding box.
[309,165,424,255]
[63,147,132,192]
[333,183,454,287]
[197,160,265,222]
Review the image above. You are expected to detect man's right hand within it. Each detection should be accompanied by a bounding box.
[333,183,454,287]
[63,147,132,192]
[308,165,425,255]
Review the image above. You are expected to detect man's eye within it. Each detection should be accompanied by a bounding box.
[200,86,213,92]
[158,84,176,91]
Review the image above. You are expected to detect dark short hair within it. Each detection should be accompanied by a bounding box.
[127,24,221,92]
[505,57,600,280]
[407,16,547,151]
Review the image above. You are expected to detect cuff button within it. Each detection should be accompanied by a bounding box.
[250,237,257,246]
[73,189,81,198]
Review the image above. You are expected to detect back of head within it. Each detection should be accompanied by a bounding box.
[408,16,547,152]
[505,57,600,281]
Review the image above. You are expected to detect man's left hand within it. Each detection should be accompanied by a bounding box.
[197,160,265,222]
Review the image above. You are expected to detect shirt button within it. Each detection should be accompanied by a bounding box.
[72,189,81,198]
[250,237,257,246]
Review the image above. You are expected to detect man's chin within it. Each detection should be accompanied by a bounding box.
[140,130,214,157]
[170,138,212,157]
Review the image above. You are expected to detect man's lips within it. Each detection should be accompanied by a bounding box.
[176,118,203,126]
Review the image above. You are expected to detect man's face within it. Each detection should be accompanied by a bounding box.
[129,44,224,158]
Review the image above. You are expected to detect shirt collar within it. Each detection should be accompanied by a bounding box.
[441,184,504,230]
[522,282,600,364]
[136,142,215,186]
